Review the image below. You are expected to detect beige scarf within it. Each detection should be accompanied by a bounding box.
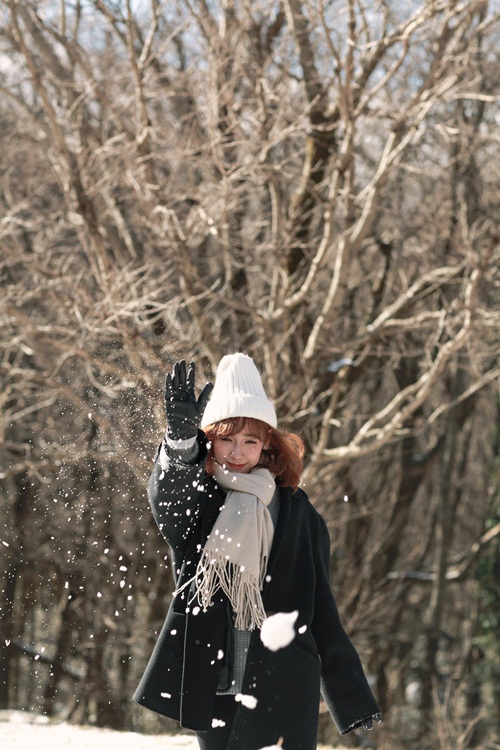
[176,464,275,630]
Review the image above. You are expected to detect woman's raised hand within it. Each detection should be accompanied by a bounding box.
[164,360,213,440]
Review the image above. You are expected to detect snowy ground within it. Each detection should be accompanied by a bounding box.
[1,711,335,749]
[1,711,197,750]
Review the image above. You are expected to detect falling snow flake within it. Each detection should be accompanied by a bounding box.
[260,611,298,652]
[235,693,258,709]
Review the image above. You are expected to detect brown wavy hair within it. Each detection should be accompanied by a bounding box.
[203,417,305,491]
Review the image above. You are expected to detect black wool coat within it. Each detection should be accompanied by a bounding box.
[134,435,380,749]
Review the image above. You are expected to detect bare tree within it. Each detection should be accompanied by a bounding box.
[1,1,499,746]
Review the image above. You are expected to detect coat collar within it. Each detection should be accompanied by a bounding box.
[265,484,292,579]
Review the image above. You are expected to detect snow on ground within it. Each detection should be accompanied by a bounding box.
[0,711,336,749]
[0,711,198,750]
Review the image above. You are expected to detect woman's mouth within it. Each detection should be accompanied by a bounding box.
[225,461,245,470]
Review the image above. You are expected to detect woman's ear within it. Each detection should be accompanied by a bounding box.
[263,429,272,451]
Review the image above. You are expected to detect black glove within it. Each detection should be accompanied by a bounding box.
[164,360,213,440]
[362,713,382,730]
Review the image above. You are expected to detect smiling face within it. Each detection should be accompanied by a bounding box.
[212,427,268,474]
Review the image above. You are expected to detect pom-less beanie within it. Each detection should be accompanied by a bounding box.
[201,353,277,429]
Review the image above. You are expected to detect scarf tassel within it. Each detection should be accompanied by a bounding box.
[176,551,267,631]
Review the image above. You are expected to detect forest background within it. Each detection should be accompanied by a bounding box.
[1,1,499,749]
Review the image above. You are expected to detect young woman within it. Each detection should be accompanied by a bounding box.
[134,354,381,750]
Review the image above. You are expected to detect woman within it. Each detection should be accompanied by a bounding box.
[134,354,381,750]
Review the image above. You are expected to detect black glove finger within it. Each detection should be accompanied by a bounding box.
[165,371,174,400]
[170,360,188,396]
[170,361,179,392]
[186,361,196,396]
[172,360,181,392]
[198,381,214,412]
[177,359,188,392]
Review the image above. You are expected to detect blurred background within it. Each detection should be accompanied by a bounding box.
[0,1,499,748]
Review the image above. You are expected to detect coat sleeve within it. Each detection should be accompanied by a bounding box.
[147,431,213,552]
[312,516,381,735]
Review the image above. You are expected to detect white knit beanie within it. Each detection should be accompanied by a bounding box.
[201,353,277,429]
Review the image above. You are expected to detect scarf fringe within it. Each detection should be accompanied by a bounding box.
[173,467,275,631]
[174,551,267,631]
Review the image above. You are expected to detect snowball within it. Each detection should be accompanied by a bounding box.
[235,693,258,709]
[260,611,298,652]
[212,718,226,728]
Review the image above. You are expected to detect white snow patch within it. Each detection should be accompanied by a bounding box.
[260,611,298,651]
[235,693,257,709]
[211,718,226,728]
[0,711,198,748]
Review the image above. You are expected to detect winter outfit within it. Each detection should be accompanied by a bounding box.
[134,354,381,750]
